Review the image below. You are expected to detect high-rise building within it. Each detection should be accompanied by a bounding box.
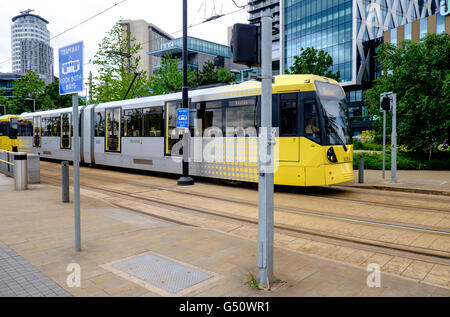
[279,0,442,135]
[11,10,53,84]
[247,0,281,72]
[121,20,173,78]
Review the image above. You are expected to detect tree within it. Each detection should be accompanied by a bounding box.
[287,47,341,81]
[91,20,151,102]
[0,89,13,115]
[193,58,235,87]
[364,33,450,159]
[36,77,73,110]
[149,53,196,95]
[10,70,45,113]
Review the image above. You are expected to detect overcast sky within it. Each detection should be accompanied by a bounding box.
[0,0,248,81]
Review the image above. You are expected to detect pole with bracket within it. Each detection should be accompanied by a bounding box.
[177,0,194,186]
[257,12,276,288]
[391,93,397,184]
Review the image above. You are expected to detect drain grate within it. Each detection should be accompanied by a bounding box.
[102,252,219,296]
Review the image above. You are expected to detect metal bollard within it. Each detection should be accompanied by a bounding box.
[14,153,28,191]
[62,161,70,203]
[358,155,364,184]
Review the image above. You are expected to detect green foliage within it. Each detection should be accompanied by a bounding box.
[90,20,151,102]
[353,151,450,170]
[149,53,196,95]
[246,273,260,289]
[36,77,73,111]
[0,74,86,115]
[192,58,235,87]
[149,55,235,96]
[10,70,45,113]
[364,33,450,159]
[0,89,13,115]
[353,139,384,152]
[287,47,341,81]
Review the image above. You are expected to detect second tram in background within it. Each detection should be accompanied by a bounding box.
[18,74,354,186]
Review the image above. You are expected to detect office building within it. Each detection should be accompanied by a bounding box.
[11,10,53,84]
[247,0,281,72]
[279,0,442,135]
[148,36,246,74]
[121,20,173,77]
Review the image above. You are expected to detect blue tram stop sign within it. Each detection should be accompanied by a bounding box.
[176,109,189,129]
[59,41,83,95]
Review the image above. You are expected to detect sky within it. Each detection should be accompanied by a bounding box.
[0,0,248,83]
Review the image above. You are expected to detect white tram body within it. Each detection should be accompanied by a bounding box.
[19,75,354,186]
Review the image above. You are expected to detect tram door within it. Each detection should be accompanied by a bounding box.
[105,108,121,152]
[165,100,182,156]
[33,116,41,147]
[60,113,71,149]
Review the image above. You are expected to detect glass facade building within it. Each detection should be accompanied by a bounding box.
[283,0,353,82]
[280,0,442,136]
[148,36,245,75]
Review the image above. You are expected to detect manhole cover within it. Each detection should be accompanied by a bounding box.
[101,252,220,296]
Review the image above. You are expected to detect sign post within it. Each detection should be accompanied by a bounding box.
[380,92,397,184]
[59,41,83,252]
[257,12,276,288]
[177,0,194,187]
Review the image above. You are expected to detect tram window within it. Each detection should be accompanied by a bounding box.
[95,112,105,137]
[280,94,297,136]
[304,99,321,143]
[42,117,60,137]
[18,120,33,137]
[52,117,61,137]
[42,118,49,136]
[189,110,197,136]
[196,101,223,133]
[225,100,258,134]
[143,107,163,137]
[124,109,142,137]
[0,122,6,136]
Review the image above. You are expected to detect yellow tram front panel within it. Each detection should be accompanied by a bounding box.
[0,115,20,152]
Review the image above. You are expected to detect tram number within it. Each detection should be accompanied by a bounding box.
[343,155,351,162]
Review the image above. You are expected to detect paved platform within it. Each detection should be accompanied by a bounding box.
[0,173,449,297]
[339,170,450,196]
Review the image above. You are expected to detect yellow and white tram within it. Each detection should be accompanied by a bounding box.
[19,74,353,186]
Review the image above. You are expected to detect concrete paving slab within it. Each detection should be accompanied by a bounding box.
[0,174,449,297]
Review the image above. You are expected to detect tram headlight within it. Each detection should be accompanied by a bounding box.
[327,147,338,163]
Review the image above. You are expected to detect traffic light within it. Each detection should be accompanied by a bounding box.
[380,95,392,111]
[230,23,261,68]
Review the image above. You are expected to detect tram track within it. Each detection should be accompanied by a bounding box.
[39,164,450,232]
[39,165,450,263]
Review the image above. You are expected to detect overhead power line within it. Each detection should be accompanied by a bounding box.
[139,7,245,49]
[231,0,247,9]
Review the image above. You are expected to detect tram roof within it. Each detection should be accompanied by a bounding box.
[0,115,20,121]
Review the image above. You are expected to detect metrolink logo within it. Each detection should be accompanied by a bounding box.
[170,121,280,174]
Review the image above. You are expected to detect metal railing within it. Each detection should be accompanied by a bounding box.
[0,149,15,177]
